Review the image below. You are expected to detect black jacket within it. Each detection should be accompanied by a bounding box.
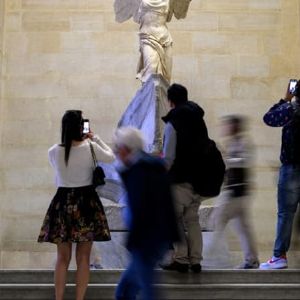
[162,101,209,185]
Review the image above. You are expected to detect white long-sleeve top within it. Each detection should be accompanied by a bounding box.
[48,136,115,187]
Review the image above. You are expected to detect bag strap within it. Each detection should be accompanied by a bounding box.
[89,141,97,168]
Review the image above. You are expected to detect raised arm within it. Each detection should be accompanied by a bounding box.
[90,135,115,163]
[263,84,295,127]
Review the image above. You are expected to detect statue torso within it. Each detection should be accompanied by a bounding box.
[138,0,172,44]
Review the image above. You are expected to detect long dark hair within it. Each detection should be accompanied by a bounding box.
[60,110,83,165]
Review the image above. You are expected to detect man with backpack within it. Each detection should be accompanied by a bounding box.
[160,83,225,273]
[260,80,300,269]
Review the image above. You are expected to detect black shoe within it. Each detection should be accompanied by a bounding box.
[190,264,202,273]
[160,261,189,273]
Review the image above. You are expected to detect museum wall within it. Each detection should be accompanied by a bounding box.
[0,0,300,267]
[0,0,4,252]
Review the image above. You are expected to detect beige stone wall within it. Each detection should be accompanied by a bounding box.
[1,0,300,267]
[0,0,5,253]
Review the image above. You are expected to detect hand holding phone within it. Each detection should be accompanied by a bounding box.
[289,79,298,94]
[82,119,90,134]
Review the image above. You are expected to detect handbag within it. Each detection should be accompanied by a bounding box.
[89,141,106,187]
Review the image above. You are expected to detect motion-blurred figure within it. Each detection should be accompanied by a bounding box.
[210,115,259,269]
[113,127,178,300]
[90,244,103,269]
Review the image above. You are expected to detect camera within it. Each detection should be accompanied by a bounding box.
[82,119,90,134]
[289,79,298,94]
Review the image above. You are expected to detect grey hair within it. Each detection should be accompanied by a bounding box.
[113,126,145,153]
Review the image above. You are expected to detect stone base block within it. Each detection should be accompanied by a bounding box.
[0,231,232,269]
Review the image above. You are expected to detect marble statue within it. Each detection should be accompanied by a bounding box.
[99,0,192,205]
[114,0,192,83]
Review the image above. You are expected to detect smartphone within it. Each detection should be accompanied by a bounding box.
[289,79,298,94]
[82,119,90,134]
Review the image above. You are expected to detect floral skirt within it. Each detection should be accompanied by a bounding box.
[38,185,111,244]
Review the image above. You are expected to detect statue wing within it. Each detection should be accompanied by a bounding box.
[114,0,141,23]
[167,0,192,21]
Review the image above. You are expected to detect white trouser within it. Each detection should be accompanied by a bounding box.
[211,191,258,263]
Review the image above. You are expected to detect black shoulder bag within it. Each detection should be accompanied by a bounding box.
[89,141,106,187]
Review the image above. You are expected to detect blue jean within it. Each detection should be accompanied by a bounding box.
[115,246,167,300]
[274,164,300,257]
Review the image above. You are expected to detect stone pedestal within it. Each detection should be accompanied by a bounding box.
[0,199,226,269]
[92,203,232,269]
[89,201,231,269]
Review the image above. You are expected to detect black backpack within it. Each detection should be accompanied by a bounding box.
[192,139,226,198]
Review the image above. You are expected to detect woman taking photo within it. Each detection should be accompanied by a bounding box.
[38,110,115,300]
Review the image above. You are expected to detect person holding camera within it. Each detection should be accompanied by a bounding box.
[260,80,300,269]
[38,110,115,300]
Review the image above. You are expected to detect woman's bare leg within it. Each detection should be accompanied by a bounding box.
[55,242,72,300]
[75,241,93,300]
